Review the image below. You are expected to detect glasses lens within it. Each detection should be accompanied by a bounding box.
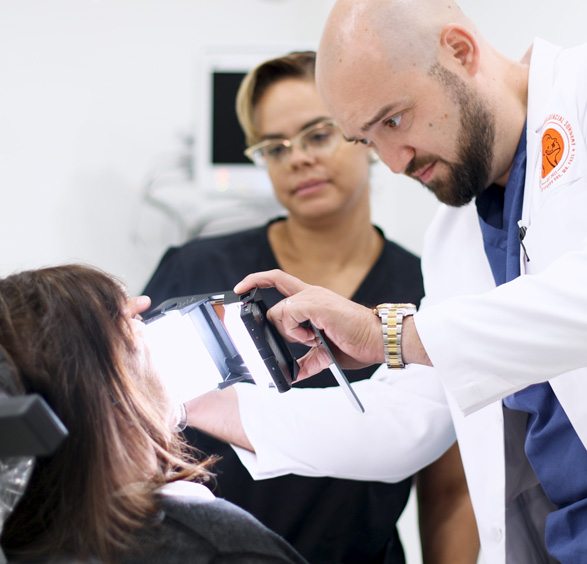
[302,122,340,154]
[250,147,268,167]
[263,141,290,163]
[246,141,290,167]
[245,121,341,167]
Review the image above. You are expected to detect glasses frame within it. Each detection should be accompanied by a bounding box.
[244,119,342,167]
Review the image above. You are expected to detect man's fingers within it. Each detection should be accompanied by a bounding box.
[278,322,316,345]
[126,295,151,318]
[267,296,316,343]
[295,347,333,381]
[234,269,307,296]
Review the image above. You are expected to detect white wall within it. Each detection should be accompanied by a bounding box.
[0,0,334,293]
[1,1,587,563]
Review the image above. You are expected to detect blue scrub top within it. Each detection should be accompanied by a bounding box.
[475,126,587,562]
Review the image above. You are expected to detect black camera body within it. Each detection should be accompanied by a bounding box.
[239,288,298,392]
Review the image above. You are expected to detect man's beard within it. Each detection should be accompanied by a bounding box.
[408,64,496,207]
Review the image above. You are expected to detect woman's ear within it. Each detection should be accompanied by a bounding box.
[439,25,480,76]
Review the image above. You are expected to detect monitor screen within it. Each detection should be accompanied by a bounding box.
[211,71,249,165]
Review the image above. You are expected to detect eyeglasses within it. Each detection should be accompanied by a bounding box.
[244,119,344,167]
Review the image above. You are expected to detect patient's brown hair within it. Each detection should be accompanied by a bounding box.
[0,264,212,561]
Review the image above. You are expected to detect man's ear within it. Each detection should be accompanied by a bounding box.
[439,25,480,76]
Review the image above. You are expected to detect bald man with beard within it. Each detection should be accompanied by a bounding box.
[187,1,587,562]
[315,0,525,209]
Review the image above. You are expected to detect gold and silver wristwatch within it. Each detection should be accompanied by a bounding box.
[373,303,417,369]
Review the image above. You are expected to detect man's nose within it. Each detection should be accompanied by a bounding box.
[378,144,414,175]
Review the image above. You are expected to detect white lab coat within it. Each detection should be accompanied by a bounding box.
[234,364,456,482]
[233,39,587,563]
[412,38,587,563]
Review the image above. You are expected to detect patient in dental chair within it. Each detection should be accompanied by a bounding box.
[0,264,306,563]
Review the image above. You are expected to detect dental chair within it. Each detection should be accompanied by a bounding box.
[0,347,68,563]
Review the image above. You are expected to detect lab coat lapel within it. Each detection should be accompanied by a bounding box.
[520,39,557,275]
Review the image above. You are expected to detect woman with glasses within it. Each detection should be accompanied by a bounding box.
[144,51,477,563]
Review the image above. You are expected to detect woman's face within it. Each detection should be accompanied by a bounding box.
[253,78,372,221]
[125,304,176,429]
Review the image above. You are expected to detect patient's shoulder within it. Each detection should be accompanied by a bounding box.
[120,483,307,563]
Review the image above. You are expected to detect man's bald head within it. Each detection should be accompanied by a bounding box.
[316,0,476,120]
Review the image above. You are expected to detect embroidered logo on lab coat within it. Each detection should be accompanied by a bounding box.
[541,114,576,190]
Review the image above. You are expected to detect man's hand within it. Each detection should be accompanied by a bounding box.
[125,295,151,319]
[235,269,384,379]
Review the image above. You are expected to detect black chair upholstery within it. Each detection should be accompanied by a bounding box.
[0,346,68,559]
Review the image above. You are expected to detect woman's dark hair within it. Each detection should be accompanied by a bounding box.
[236,50,316,146]
[0,264,212,560]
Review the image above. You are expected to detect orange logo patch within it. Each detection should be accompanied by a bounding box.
[541,128,564,178]
[540,115,576,191]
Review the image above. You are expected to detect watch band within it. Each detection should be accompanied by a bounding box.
[374,303,417,369]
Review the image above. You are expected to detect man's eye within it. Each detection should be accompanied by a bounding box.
[384,114,402,128]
